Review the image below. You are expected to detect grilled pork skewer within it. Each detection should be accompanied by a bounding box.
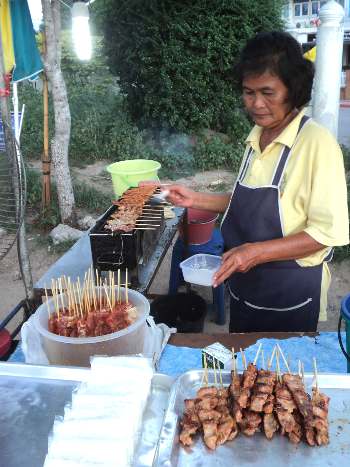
[282,373,315,445]
[237,362,257,408]
[229,371,243,423]
[311,388,330,446]
[263,412,279,440]
[250,370,276,413]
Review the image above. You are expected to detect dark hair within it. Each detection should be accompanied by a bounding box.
[234,31,314,109]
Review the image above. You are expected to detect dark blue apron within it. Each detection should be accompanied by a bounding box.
[221,116,329,332]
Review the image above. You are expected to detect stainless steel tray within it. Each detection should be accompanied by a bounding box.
[155,370,350,466]
[0,362,173,467]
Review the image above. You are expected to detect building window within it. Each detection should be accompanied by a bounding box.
[294,1,310,17]
[311,1,319,15]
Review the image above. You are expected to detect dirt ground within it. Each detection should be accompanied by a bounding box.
[1,162,349,335]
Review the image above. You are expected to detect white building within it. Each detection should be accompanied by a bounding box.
[283,0,350,99]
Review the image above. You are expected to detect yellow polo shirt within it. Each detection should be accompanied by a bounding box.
[241,109,349,320]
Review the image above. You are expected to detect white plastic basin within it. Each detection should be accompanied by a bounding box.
[180,254,222,287]
[33,287,150,367]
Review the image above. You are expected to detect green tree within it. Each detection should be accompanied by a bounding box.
[92,0,284,134]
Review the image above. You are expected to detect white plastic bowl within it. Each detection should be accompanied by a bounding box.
[33,287,150,367]
[180,254,222,287]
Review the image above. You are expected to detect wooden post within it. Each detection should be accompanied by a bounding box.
[42,31,51,210]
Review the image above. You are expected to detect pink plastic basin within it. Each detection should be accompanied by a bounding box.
[179,208,219,245]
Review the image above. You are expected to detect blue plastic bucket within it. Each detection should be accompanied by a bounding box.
[339,293,350,373]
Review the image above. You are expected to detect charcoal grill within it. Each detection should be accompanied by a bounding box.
[89,202,165,284]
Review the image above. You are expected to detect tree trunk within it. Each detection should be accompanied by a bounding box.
[41,0,76,224]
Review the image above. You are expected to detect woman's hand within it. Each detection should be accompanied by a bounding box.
[165,184,197,208]
[213,243,262,287]
[139,181,197,208]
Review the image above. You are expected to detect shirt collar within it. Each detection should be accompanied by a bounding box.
[245,108,307,149]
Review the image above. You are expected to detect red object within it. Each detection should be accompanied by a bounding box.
[0,329,12,358]
[179,208,219,245]
[0,73,11,97]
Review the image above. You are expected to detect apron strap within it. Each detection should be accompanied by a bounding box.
[271,115,310,187]
[238,147,254,182]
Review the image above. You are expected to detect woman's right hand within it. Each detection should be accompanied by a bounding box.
[165,184,197,208]
[139,181,197,208]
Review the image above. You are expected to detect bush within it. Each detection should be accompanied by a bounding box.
[25,167,111,229]
[19,33,151,166]
[194,135,246,172]
[93,0,284,133]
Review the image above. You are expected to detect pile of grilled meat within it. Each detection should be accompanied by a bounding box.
[179,363,329,450]
[105,186,159,232]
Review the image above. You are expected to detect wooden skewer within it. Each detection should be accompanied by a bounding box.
[142,208,163,211]
[58,277,66,312]
[44,285,50,319]
[103,282,113,312]
[218,362,223,387]
[125,268,129,303]
[253,343,262,366]
[108,271,113,308]
[81,273,88,314]
[76,280,84,318]
[232,347,236,376]
[73,283,82,318]
[213,358,217,386]
[68,277,77,316]
[240,347,247,370]
[267,346,276,370]
[117,269,121,304]
[111,271,115,309]
[99,275,103,310]
[276,347,282,383]
[82,272,87,312]
[298,359,302,378]
[136,225,160,227]
[91,269,97,311]
[134,227,157,230]
[86,269,92,311]
[203,353,208,387]
[61,275,71,314]
[277,343,291,374]
[261,349,265,369]
[313,357,319,394]
[51,279,59,319]
[301,361,305,386]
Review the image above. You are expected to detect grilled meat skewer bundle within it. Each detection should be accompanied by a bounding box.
[179,358,330,451]
[106,186,161,232]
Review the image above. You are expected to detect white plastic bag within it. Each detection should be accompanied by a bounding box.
[143,315,176,365]
[21,314,49,365]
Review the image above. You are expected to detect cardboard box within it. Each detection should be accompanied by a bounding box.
[202,342,233,370]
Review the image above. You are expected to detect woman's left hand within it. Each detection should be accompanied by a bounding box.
[213,243,262,287]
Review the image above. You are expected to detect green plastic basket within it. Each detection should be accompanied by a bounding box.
[106,159,161,197]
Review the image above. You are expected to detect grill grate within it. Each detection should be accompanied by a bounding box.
[89,202,165,280]
[0,121,26,261]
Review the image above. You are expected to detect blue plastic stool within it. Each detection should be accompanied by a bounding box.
[169,228,225,325]
[340,294,350,373]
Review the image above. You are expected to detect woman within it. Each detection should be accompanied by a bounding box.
[153,32,349,332]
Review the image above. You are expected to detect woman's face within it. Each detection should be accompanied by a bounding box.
[242,71,293,129]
